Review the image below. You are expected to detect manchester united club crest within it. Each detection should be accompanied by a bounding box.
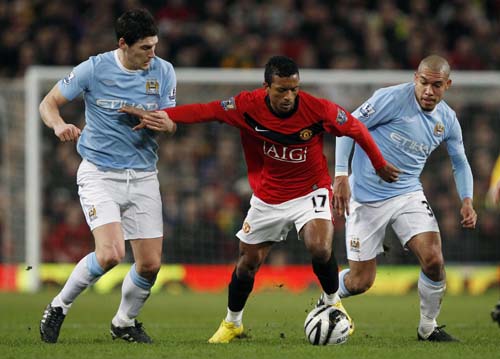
[299,129,313,141]
[145,78,159,95]
[242,221,251,234]
[434,122,445,136]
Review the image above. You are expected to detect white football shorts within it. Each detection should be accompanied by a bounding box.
[345,190,440,261]
[237,187,333,244]
[76,159,163,240]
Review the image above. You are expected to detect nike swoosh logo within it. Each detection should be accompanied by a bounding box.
[255,126,269,132]
[314,210,325,213]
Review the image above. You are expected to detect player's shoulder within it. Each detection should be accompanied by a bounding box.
[234,88,266,107]
[150,56,175,74]
[299,90,334,111]
[437,99,458,124]
[88,50,114,66]
[373,82,413,100]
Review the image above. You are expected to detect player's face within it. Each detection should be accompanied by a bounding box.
[120,36,158,70]
[265,74,300,115]
[413,68,451,111]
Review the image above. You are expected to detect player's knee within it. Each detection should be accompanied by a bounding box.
[310,246,331,264]
[98,248,125,269]
[346,271,374,294]
[135,262,161,280]
[421,255,444,280]
[236,260,261,279]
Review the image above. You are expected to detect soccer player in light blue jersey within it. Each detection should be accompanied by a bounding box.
[38,9,177,344]
[334,55,477,342]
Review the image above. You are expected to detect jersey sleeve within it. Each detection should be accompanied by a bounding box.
[164,91,247,126]
[323,101,387,171]
[57,59,93,101]
[444,115,466,157]
[445,115,472,200]
[160,62,176,109]
[352,87,398,129]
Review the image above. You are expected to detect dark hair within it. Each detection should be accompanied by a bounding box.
[264,56,299,85]
[115,8,158,45]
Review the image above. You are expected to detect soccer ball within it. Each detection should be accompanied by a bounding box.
[304,305,350,345]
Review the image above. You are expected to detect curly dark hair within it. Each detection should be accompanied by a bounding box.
[264,56,299,85]
[115,8,158,46]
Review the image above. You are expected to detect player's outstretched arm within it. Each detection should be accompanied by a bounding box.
[119,106,177,134]
[333,175,351,216]
[460,197,477,229]
[39,84,81,142]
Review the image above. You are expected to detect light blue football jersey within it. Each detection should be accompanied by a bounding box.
[336,82,469,202]
[58,50,176,171]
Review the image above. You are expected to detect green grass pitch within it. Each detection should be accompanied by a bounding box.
[1,288,499,359]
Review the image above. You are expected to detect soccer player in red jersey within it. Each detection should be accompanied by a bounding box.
[121,56,400,343]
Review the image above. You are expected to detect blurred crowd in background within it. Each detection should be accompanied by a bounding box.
[1,0,500,77]
[0,0,499,265]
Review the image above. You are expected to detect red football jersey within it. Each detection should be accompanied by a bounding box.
[164,88,386,204]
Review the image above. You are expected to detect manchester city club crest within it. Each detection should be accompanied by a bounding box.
[434,121,445,136]
[145,78,159,95]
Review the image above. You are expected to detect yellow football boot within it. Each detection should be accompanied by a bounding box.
[333,300,355,336]
[208,320,244,344]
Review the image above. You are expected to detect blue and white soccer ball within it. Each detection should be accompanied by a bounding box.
[304,305,350,345]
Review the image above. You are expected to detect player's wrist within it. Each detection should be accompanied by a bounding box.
[335,171,348,177]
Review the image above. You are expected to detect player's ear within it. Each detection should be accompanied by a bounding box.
[118,38,127,49]
[263,81,269,89]
[445,78,452,90]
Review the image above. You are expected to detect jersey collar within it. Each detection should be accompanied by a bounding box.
[265,94,299,119]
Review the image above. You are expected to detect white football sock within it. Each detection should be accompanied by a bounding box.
[225,308,243,327]
[52,252,104,315]
[322,291,341,305]
[112,264,153,328]
[337,269,352,298]
[418,271,446,337]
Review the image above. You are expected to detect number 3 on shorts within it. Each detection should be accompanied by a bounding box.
[421,200,434,217]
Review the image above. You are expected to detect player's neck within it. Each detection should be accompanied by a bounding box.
[116,49,135,71]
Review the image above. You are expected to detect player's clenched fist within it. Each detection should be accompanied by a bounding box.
[53,123,81,142]
[119,105,177,134]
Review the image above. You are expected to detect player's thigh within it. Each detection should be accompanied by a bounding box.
[122,175,163,240]
[391,191,440,249]
[405,231,443,266]
[301,218,334,257]
[92,222,126,264]
[236,195,294,245]
[345,199,390,261]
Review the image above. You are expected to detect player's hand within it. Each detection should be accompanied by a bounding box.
[53,123,81,142]
[460,198,477,229]
[333,175,351,216]
[119,106,177,134]
[376,162,401,183]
